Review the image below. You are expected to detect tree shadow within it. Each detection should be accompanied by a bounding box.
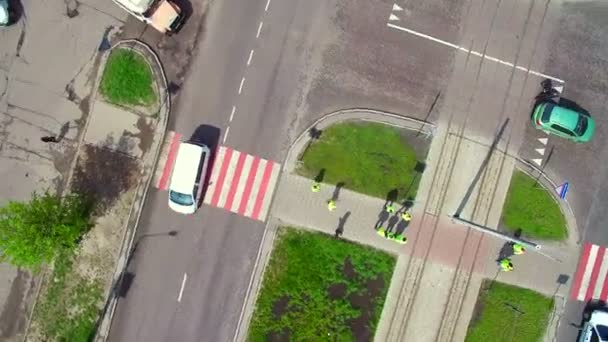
[70,135,140,215]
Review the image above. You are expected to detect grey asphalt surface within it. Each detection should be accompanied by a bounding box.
[107,0,608,341]
[534,2,608,341]
[0,0,126,340]
[107,0,457,340]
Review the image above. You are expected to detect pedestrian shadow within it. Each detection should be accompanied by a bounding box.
[386,215,399,233]
[314,169,325,183]
[395,219,409,234]
[497,241,515,262]
[374,210,389,230]
[57,121,71,142]
[335,211,350,238]
[331,182,345,201]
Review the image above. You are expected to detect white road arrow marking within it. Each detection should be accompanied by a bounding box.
[538,137,548,145]
[535,148,546,155]
[389,13,400,21]
[393,4,403,11]
[554,85,564,94]
[532,158,543,166]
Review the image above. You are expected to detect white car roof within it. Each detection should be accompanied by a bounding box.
[592,311,608,325]
[169,142,206,194]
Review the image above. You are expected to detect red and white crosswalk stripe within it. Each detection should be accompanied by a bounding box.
[571,243,608,302]
[204,146,281,221]
[153,131,182,190]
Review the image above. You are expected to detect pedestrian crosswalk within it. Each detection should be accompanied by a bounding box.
[571,243,608,302]
[153,131,282,221]
[203,146,281,221]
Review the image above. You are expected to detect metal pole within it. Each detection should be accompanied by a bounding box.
[451,215,541,250]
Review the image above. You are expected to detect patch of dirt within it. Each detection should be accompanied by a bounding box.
[328,282,347,300]
[272,295,290,320]
[267,329,290,342]
[347,276,386,342]
[70,136,140,215]
[343,257,358,280]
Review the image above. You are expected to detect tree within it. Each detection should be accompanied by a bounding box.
[0,192,92,271]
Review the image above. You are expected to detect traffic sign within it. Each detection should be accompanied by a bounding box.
[555,182,569,200]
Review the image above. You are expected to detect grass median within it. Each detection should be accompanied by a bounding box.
[297,122,424,201]
[501,170,567,240]
[32,248,103,341]
[100,48,156,107]
[249,227,396,341]
[466,281,554,342]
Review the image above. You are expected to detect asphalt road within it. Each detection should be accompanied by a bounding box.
[107,0,457,339]
[107,0,608,340]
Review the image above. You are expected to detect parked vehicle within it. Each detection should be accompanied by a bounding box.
[531,102,595,143]
[112,0,185,34]
[578,309,608,342]
[0,0,11,26]
[168,141,210,214]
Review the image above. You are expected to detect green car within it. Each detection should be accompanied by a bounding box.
[531,102,595,143]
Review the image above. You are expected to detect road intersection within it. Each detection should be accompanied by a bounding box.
[0,0,606,340]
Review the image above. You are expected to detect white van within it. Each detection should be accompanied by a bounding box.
[168,142,210,214]
[112,0,184,34]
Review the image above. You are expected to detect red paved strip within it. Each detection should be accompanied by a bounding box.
[157,132,181,190]
[223,152,247,210]
[586,246,606,301]
[210,147,234,207]
[251,161,275,220]
[571,243,593,300]
[238,156,260,215]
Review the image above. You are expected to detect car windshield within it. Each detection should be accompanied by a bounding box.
[596,325,608,340]
[541,103,554,123]
[575,115,588,136]
[169,190,194,206]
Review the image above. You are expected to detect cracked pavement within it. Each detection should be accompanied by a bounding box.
[0,0,127,339]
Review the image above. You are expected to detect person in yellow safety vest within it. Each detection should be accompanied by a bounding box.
[377,227,387,237]
[385,203,395,214]
[394,234,407,244]
[513,243,526,255]
[327,199,336,211]
[499,258,514,272]
[401,211,412,222]
[311,182,320,193]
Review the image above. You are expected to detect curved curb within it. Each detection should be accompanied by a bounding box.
[514,157,579,247]
[284,108,436,172]
[79,39,170,342]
